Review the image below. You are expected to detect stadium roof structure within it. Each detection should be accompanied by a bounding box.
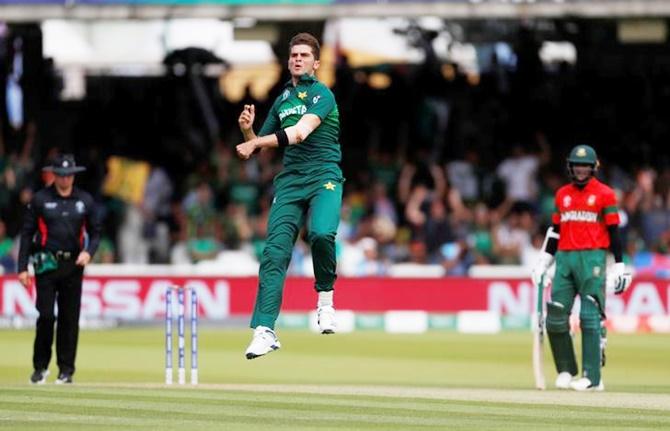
[2,0,670,22]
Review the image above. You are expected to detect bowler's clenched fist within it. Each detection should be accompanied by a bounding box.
[236,141,257,160]
[238,104,255,132]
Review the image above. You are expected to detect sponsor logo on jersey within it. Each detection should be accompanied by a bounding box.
[281,89,290,101]
[312,95,321,104]
[76,201,86,214]
[45,202,57,209]
[587,195,596,206]
[560,210,598,223]
[279,105,307,121]
[563,195,572,208]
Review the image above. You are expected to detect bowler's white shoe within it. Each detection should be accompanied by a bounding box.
[317,306,336,334]
[555,372,575,389]
[570,377,605,392]
[245,326,281,360]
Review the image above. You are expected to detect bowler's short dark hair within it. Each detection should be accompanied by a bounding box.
[289,33,321,60]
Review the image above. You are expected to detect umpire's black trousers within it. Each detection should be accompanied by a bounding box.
[33,259,83,375]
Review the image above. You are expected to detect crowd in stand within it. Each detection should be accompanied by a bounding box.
[2,29,670,276]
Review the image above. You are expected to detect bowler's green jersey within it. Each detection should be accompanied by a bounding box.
[259,74,341,167]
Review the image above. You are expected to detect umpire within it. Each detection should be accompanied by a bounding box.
[18,154,101,384]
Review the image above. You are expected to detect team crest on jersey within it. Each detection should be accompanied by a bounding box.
[281,89,290,101]
[298,91,307,100]
[563,195,572,208]
[593,266,601,277]
[75,201,85,214]
[587,195,596,206]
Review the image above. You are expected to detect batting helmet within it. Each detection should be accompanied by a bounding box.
[566,145,599,186]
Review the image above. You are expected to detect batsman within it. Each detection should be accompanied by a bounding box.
[532,144,632,391]
[236,33,343,359]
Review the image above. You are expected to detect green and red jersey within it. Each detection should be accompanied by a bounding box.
[259,74,341,168]
[552,178,620,250]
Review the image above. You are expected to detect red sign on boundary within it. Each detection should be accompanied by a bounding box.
[0,276,667,320]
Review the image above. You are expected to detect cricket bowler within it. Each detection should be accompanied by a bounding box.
[235,33,343,359]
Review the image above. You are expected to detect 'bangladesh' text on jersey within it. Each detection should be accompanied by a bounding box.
[552,178,620,250]
[259,74,341,168]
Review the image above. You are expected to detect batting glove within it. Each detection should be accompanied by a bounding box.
[607,262,633,295]
[531,251,554,287]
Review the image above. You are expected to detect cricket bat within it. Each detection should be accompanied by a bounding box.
[532,276,546,390]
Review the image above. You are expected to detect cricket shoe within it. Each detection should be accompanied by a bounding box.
[29,369,49,385]
[555,372,575,389]
[55,372,73,384]
[317,306,336,334]
[245,326,281,360]
[570,377,605,392]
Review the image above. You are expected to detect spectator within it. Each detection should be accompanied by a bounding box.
[91,237,116,264]
[467,203,497,265]
[493,204,534,265]
[445,148,481,204]
[495,142,549,206]
[183,182,221,262]
[141,167,174,263]
[344,237,388,276]
[438,239,471,276]
[0,219,15,273]
[369,181,398,225]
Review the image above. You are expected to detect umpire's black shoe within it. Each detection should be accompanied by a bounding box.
[55,372,73,384]
[30,369,49,384]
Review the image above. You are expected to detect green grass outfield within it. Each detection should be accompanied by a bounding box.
[1,329,669,430]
